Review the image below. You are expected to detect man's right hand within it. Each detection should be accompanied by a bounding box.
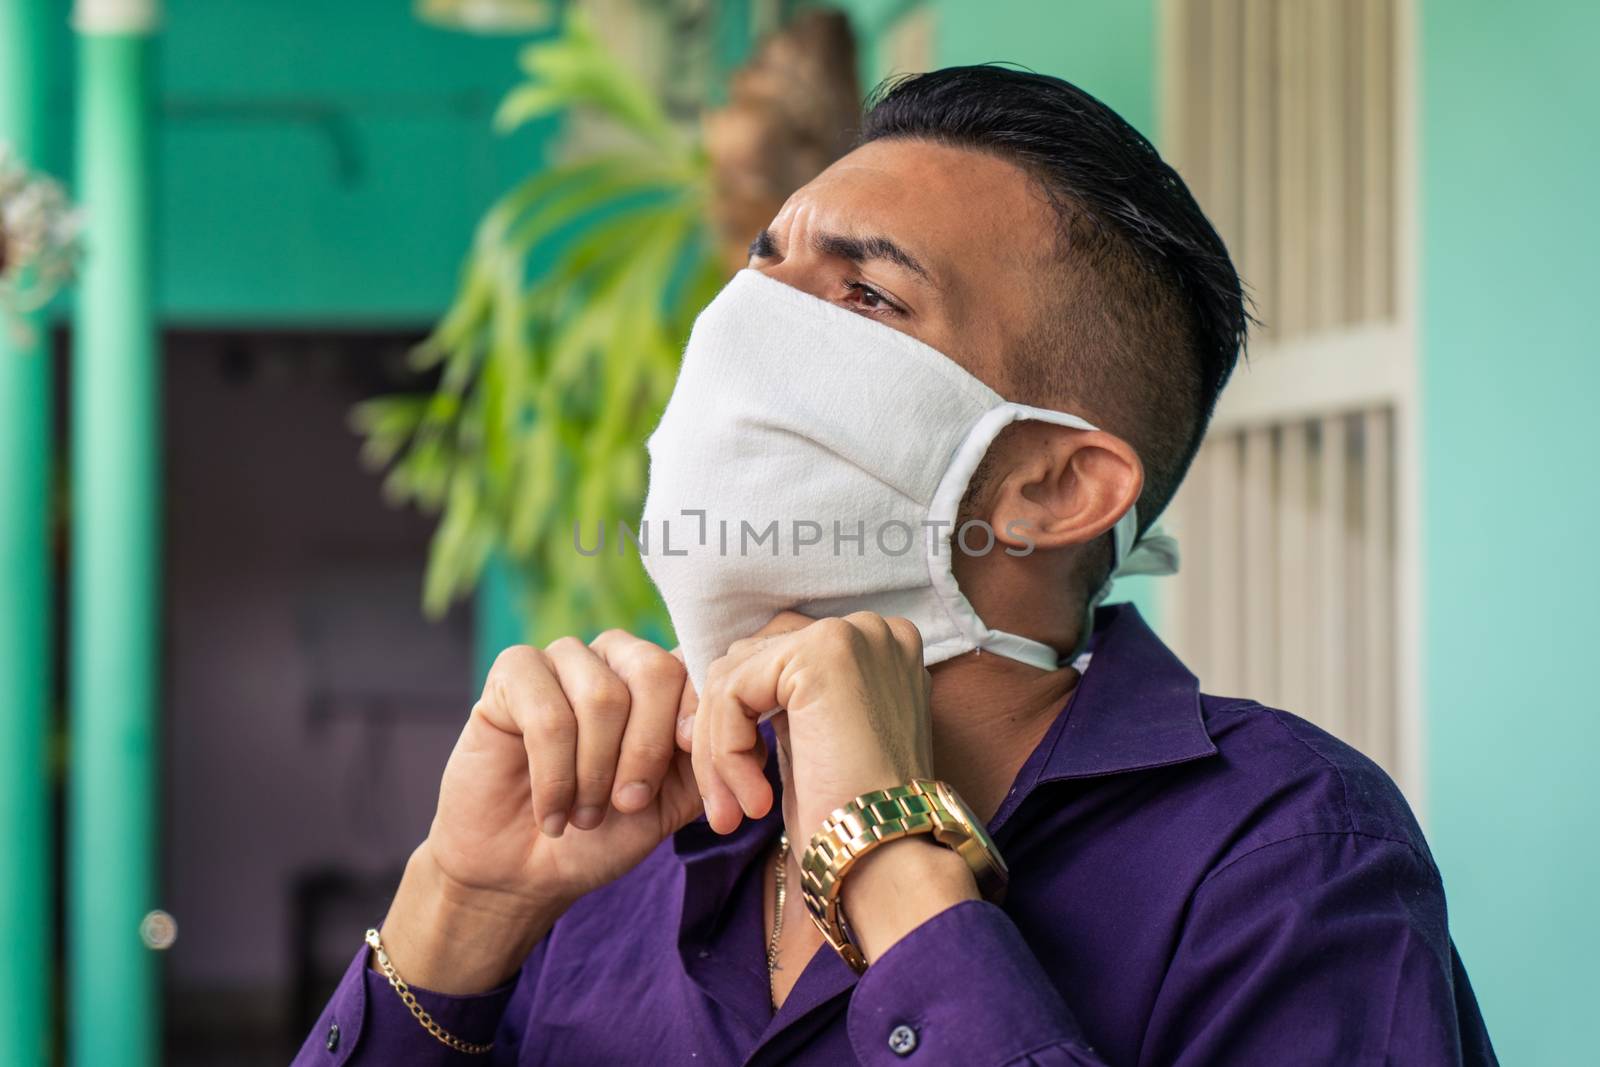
[377,630,703,994]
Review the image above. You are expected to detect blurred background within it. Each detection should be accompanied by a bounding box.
[0,0,1594,1063]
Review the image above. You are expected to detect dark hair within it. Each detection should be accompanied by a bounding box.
[860,65,1248,534]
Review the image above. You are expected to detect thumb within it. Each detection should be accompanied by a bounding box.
[657,751,706,835]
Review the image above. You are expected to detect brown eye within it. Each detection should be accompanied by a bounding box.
[842,280,901,316]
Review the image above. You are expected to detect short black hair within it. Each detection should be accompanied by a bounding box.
[860,65,1248,533]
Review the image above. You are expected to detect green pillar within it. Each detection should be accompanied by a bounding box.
[69,2,161,1065]
[1,2,59,1063]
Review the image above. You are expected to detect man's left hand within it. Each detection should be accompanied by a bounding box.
[687,611,980,962]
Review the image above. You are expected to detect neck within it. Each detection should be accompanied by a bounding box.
[926,651,1079,822]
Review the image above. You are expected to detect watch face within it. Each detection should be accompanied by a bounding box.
[935,781,1009,879]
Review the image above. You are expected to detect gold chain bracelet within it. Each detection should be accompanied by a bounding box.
[365,928,494,1055]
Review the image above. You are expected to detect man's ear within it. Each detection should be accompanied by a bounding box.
[984,424,1144,553]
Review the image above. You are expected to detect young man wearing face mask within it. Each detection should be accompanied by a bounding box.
[297,67,1495,1065]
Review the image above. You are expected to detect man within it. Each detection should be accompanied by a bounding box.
[296,67,1495,1065]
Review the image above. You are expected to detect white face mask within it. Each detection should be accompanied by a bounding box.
[641,270,1178,689]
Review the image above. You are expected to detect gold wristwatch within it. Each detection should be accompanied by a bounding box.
[796,779,1007,972]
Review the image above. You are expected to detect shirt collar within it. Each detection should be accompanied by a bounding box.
[991,602,1217,830]
[671,603,1215,869]
[667,602,1216,1035]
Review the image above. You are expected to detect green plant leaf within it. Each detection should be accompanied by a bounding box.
[354,13,727,642]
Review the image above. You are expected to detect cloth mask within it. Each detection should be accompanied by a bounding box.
[640,269,1179,690]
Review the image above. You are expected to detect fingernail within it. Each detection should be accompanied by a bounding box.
[615,781,650,812]
[541,813,567,838]
[701,796,732,834]
[677,714,694,737]
[572,805,603,830]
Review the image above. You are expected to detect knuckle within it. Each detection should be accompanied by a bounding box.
[527,704,574,745]
[810,616,853,644]
[533,777,575,811]
[545,635,587,657]
[628,645,685,685]
[885,615,924,652]
[573,675,630,719]
[702,657,732,692]
[576,765,615,789]
[809,616,865,659]
[623,735,675,769]
[590,627,632,648]
[488,643,542,681]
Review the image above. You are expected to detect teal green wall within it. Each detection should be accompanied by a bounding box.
[834,0,1154,137]
[933,0,1154,138]
[156,0,554,323]
[1420,1,1600,1062]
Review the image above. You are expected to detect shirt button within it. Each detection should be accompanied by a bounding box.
[325,1022,340,1052]
[887,1024,918,1056]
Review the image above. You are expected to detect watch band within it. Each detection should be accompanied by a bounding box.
[796,779,1005,972]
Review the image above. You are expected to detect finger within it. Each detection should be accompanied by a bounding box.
[771,712,798,834]
[656,750,707,835]
[668,646,699,753]
[592,631,685,814]
[842,609,894,645]
[877,615,931,701]
[754,610,815,639]
[544,636,630,831]
[709,652,779,821]
[692,663,745,834]
[881,614,926,664]
[483,645,576,838]
[719,611,816,665]
[675,659,698,752]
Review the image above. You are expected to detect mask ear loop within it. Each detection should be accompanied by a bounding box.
[926,403,1180,671]
[1067,511,1182,662]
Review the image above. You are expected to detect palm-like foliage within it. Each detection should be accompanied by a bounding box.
[353,14,723,642]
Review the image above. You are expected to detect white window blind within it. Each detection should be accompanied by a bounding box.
[1158,0,1418,794]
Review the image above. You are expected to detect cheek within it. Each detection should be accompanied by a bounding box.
[921,312,1010,394]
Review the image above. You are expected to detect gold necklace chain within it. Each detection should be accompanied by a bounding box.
[767,831,789,1008]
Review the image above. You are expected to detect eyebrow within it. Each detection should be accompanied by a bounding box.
[748,228,934,283]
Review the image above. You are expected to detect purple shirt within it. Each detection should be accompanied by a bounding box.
[294,605,1495,1065]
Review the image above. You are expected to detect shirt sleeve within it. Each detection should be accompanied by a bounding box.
[1138,831,1498,1067]
[291,942,519,1067]
[846,900,1110,1066]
